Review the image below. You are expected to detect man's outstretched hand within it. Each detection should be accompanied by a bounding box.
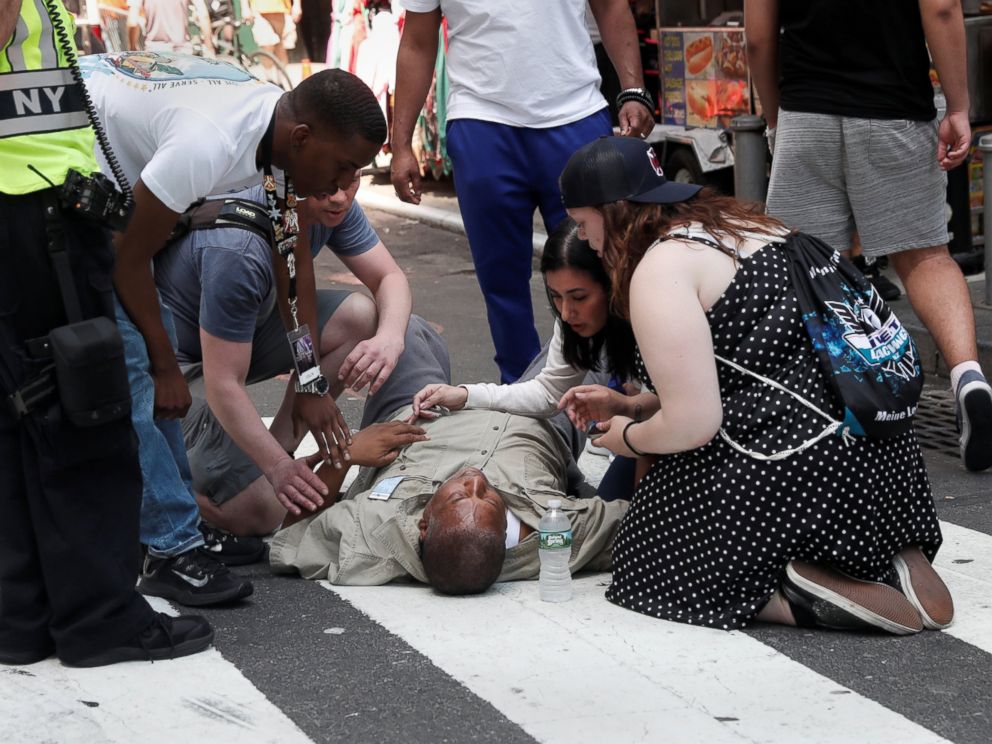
[349,421,429,467]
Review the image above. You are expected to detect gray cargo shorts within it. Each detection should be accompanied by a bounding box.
[766,109,948,257]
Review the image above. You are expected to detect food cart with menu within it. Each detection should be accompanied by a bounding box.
[643,0,749,191]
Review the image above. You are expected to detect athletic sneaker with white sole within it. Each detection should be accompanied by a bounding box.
[781,560,923,635]
[891,546,954,630]
[138,549,254,607]
[956,370,992,472]
[200,524,267,566]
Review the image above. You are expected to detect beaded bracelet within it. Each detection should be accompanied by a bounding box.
[616,87,655,115]
[622,420,647,457]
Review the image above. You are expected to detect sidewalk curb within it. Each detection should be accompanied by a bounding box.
[357,191,549,257]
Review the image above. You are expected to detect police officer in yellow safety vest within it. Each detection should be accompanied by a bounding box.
[0,0,213,668]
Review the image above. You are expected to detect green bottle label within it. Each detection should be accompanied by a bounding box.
[540,530,573,550]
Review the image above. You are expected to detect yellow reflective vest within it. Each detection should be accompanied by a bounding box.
[0,0,98,194]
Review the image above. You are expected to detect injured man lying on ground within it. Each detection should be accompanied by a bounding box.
[269,315,628,594]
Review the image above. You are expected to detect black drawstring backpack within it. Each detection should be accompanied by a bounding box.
[783,232,923,438]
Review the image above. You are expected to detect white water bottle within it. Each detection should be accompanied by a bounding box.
[539,499,573,602]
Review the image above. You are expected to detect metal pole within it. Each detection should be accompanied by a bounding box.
[981,135,992,306]
[730,115,768,206]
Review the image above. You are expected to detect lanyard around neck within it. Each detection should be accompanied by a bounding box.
[259,111,302,330]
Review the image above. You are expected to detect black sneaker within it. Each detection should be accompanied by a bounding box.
[781,560,923,635]
[138,549,253,607]
[955,370,992,472]
[63,613,213,668]
[200,524,267,566]
[0,642,54,666]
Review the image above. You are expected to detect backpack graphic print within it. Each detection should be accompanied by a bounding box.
[784,232,923,438]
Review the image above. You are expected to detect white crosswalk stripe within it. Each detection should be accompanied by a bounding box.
[0,599,313,744]
[322,575,951,744]
[931,522,992,652]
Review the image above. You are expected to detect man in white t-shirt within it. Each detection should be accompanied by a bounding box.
[77,53,386,602]
[82,52,384,459]
[390,0,654,384]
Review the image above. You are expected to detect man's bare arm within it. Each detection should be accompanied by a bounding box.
[389,9,441,204]
[589,0,654,137]
[336,241,412,394]
[281,422,429,527]
[288,212,353,464]
[201,329,329,517]
[744,0,781,130]
[920,0,971,170]
[191,0,215,52]
[201,332,292,478]
[112,180,188,418]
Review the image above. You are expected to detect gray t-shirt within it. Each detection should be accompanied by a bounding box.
[155,187,379,362]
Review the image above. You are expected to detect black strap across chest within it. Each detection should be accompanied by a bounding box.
[168,198,275,249]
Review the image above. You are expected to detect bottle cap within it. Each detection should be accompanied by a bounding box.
[548,498,561,509]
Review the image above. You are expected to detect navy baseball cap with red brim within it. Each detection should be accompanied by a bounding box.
[560,136,703,208]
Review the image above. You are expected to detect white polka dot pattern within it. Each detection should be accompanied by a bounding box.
[606,241,941,630]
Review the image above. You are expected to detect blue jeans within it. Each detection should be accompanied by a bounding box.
[114,295,203,558]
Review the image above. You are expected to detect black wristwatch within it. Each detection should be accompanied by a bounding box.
[295,374,330,397]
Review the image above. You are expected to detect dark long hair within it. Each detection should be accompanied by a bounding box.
[600,187,787,319]
[540,219,636,383]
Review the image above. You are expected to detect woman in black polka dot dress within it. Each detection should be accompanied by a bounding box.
[558,137,952,635]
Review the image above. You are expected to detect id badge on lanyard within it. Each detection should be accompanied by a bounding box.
[288,323,320,384]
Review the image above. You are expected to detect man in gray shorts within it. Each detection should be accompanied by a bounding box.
[154,176,412,537]
[746,0,992,472]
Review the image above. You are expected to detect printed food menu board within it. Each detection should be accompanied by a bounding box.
[660,28,750,129]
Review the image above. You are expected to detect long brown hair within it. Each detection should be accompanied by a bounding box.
[600,188,787,319]
[540,219,636,383]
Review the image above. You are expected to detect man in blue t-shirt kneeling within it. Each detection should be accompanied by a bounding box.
[153,175,412,540]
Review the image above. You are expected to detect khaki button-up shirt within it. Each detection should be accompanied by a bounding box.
[270,406,628,585]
